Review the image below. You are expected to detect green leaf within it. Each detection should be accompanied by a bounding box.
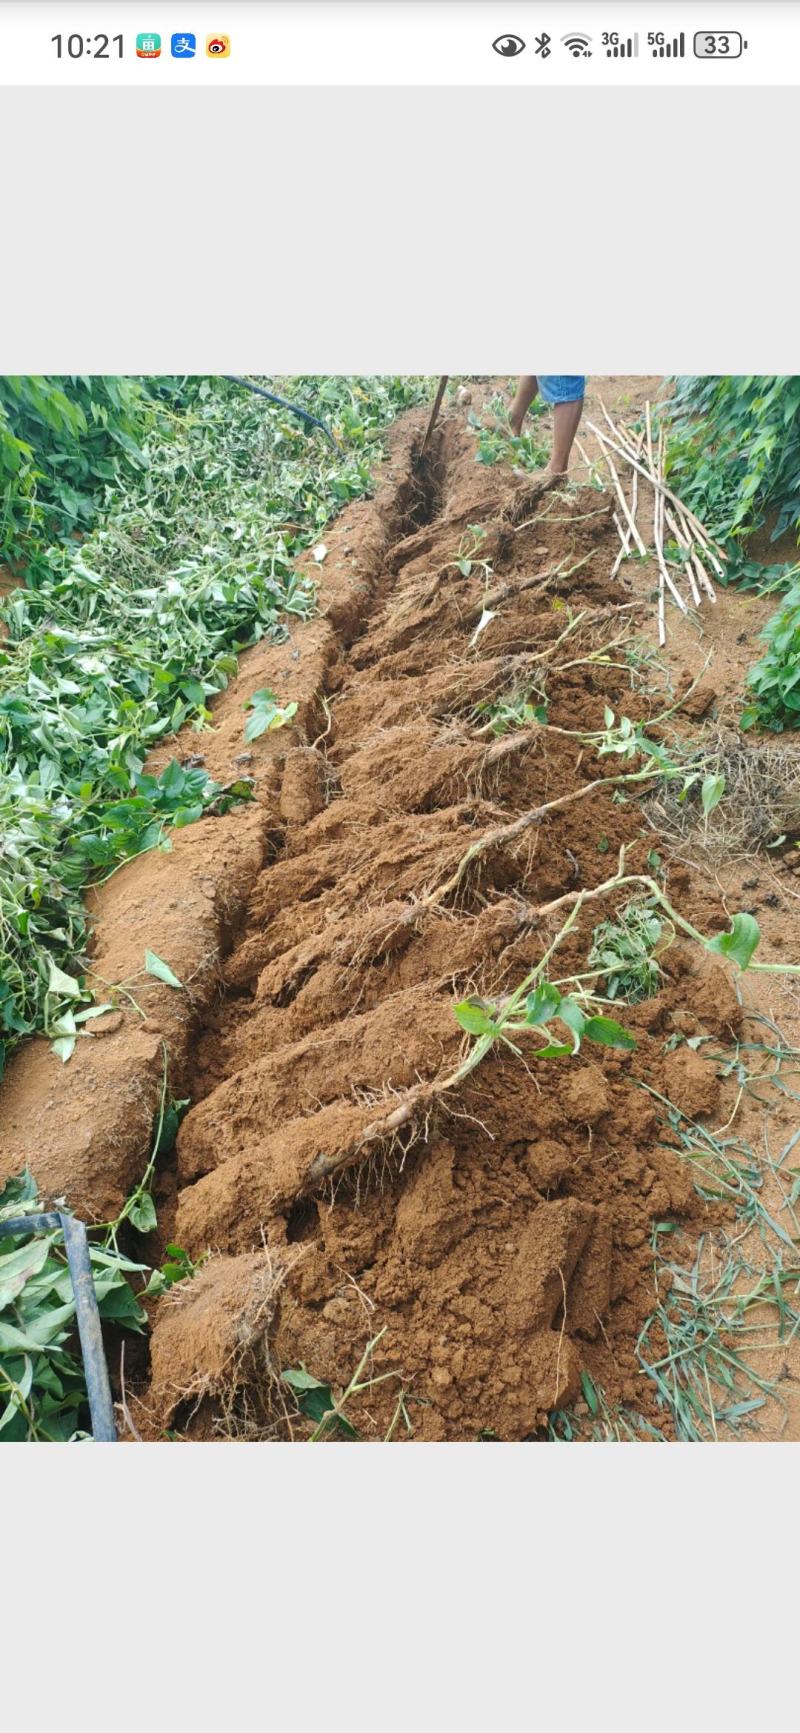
[159,1262,190,1288]
[701,773,725,817]
[525,983,562,1027]
[706,912,761,971]
[142,1270,168,1297]
[556,997,586,1052]
[583,1016,636,1051]
[244,691,298,743]
[282,1367,327,1393]
[0,1319,62,1355]
[533,1043,573,1060]
[155,1100,188,1157]
[288,1375,358,1438]
[0,1356,34,1434]
[144,949,183,989]
[97,1282,146,1330]
[453,998,497,1037]
[580,1371,599,1416]
[128,1191,157,1234]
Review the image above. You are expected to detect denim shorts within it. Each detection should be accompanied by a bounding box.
[537,376,587,405]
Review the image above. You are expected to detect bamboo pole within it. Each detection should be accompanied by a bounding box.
[652,420,689,631]
[664,504,702,606]
[611,513,634,578]
[677,509,717,602]
[585,418,727,571]
[594,430,648,557]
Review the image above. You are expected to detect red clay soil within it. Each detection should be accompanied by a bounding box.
[6,394,798,1442]
[136,414,753,1441]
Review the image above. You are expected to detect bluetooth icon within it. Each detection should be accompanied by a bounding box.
[534,32,552,57]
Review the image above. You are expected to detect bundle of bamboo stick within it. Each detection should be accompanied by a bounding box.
[580,401,726,646]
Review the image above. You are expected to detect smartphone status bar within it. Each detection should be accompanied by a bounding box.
[0,2,792,85]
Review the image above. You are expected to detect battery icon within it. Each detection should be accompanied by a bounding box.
[693,31,747,58]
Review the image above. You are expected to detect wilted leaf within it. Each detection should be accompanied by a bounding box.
[47,961,82,1000]
[51,1035,77,1063]
[701,773,725,817]
[144,950,183,989]
[0,1239,51,1308]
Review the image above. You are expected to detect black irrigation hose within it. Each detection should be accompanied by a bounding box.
[222,375,340,448]
[0,1211,117,1443]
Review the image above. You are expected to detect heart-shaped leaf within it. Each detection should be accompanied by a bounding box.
[706,912,760,971]
[129,1191,157,1234]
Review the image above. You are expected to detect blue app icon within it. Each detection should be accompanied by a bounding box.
[171,32,197,58]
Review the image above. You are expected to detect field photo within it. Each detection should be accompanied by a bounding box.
[1,373,799,1444]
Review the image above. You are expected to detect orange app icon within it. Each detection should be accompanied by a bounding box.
[206,34,231,58]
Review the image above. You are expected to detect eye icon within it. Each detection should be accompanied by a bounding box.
[493,34,526,57]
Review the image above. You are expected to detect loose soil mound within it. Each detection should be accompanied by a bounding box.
[140,414,749,1441]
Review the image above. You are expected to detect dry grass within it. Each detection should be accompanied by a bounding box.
[647,727,800,858]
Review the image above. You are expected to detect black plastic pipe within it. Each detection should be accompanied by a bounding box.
[222,375,339,447]
[0,1211,117,1443]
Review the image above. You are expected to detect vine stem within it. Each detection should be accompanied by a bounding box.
[530,868,800,977]
[308,1325,396,1441]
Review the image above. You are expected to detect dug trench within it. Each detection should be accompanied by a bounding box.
[127,411,756,1442]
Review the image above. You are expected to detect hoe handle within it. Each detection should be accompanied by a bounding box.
[421,376,449,453]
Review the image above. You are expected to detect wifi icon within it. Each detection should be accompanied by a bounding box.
[562,32,593,57]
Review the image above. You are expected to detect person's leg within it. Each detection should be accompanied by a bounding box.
[509,375,538,436]
[549,397,584,477]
